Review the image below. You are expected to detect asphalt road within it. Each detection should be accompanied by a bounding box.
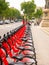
[31,24,49,65]
[0,22,22,38]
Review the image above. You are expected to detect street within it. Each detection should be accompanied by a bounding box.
[31,24,49,65]
[0,22,22,38]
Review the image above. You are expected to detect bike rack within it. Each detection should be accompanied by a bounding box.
[0,24,37,65]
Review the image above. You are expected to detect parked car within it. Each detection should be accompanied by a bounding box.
[18,19,22,22]
[31,17,35,22]
[4,19,10,24]
[10,20,14,23]
[0,20,4,25]
[15,19,18,22]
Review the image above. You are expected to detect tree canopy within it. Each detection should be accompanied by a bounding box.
[4,8,21,19]
[0,0,21,20]
[21,0,36,19]
[0,0,9,16]
[33,8,43,18]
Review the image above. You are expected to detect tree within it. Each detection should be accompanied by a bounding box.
[33,8,43,24]
[5,8,21,20]
[0,0,9,19]
[34,8,43,18]
[21,0,36,19]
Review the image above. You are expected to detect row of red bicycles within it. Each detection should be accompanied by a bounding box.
[0,24,37,65]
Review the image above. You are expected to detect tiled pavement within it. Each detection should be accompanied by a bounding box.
[41,27,49,35]
[31,24,49,65]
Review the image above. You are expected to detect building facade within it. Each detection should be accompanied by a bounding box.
[45,0,49,8]
[41,0,49,27]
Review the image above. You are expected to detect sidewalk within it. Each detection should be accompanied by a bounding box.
[41,27,49,35]
[31,24,49,65]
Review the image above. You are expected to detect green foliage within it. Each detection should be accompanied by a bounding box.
[34,8,43,18]
[21,0,36,19]
[0,0,21,19]
[0,0,9,16]
[5,8,21,19]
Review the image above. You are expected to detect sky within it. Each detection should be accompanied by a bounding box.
[6,0,45,11]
